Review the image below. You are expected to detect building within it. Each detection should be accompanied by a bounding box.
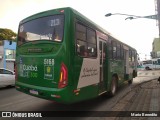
[0,40,16,71]
[151,1,160,58]
[155,0,160,36]
[152,38,160,58]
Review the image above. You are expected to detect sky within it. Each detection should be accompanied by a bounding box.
[0,0,159,60]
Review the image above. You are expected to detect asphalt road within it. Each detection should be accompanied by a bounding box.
[0,84,131,120]
[0,83,130,112]
[0,81,131,120]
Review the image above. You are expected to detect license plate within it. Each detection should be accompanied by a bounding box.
[29,90,38,95]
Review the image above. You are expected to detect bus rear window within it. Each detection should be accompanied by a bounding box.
[18,15,64,46]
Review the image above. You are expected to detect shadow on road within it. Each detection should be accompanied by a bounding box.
[0,83,131,120]
[0,85,15,90]
[27,82,129,112]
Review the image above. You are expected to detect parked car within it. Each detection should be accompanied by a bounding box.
[0,68,15,87]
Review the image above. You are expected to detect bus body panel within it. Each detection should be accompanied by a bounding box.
[16,43,63,88]
[77,58,99,89]
[15,7,137,104]
[16,8,75,104]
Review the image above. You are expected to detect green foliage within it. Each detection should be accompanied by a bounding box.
[0,28,17,41]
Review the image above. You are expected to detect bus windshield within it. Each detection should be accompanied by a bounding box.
[18,14,64,46]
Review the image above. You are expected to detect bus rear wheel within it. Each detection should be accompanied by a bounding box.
[108,76,118,97]
[128,79,133,84]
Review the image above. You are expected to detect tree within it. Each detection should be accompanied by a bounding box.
[0,28,17,41]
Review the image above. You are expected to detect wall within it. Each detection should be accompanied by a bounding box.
[0,46,4,68]
[0,40,16,71]
[152,38,160,58]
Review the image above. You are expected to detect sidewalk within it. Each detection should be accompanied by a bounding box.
[111,75,160,120]
[137,70,160,77]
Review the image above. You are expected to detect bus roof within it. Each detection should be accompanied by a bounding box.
[19,7,136,51]
[70,7,136,51]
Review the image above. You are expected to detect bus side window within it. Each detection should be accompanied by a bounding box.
[76,22,87,57]
[87,28,97,57]
[120,44,124,60]
[108,40,112,59]
[112,41,117,59]
[103,43,107,60]
[117,43,121,59]
[76,22,97,58]
[77,41,87,57]
[129,50,132,61]
[79,45,88,57]
[132,51,135,61]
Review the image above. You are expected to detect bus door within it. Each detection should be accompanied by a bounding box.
[99,40,107,94]
[123,45,129,79]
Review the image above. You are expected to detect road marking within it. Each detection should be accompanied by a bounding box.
[145,73,148,75]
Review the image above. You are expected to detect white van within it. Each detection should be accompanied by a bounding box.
[141,58,160,70]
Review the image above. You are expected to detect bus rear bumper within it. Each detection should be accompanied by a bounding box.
[15,81,72,104]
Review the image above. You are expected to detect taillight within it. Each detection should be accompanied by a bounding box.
[58,63,68,88]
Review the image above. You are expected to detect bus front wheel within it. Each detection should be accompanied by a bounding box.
[108,76,118,97]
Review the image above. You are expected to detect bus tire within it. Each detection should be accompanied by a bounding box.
[108,76,118,97]
[133,70,137,78]
[128,79,133,84]
[145,66,150,70]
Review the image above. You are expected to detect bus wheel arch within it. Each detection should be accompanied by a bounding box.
[133,70,137,78]
[108,74,118,97]
[145,66,151,70]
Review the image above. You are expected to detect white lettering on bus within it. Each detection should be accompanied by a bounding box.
[44,59,54,65]
[23,64,38,71]
[50,19,60,26]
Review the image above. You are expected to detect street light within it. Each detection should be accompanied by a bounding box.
[125,15,158,20]
[105,13,158,20]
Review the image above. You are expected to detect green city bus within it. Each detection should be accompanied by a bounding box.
[15,7,137,104]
